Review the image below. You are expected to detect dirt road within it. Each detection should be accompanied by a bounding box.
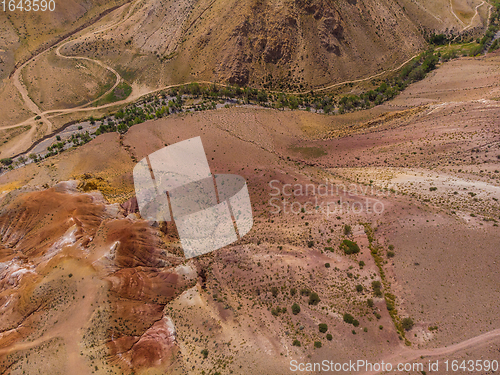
[362,328,500,375]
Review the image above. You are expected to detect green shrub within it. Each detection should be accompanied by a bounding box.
[314,341,322,348]
[402,317,414,330]
[326,334,333,341]
[356,284,363,292]
[319,323,328,333]
[300,288,310,296]
[343,313,354,324]
[341,240,360,255]
[325,263,331,268]
[343,224,352,236]
[271,287,279,297]
[353,320,360,327]
[308,292,320,305]
[367,299,374,308]
[290,288,297,296]
[292,339,301,347]
[201,349,209,358]
[292,303,301,315]
[386,300,395,311]
[372,280,382,296]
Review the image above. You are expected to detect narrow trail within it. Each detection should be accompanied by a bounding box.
[289,54,421,95]
[362,328,500,375]
[450,0,468,26]
[11,59,53,133]
[54,43,123,109]
[450,0,493,43]
[463,1,488,31]
[4,0,142,157]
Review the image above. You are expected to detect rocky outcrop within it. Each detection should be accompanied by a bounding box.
[0,183,196,373]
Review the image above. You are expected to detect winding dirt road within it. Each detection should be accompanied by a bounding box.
[362,328,500,375]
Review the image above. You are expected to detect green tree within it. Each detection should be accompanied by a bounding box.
[402,317,414,330]
[308,292,320,305]
[343,313,354,324]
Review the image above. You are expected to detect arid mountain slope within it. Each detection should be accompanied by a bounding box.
[60,0,477,89]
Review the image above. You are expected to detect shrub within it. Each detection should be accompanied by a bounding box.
[325,263,331,268]
[387,251,395,258]
[353,320,360,327]
[359,260,365,268]
[372,280,382,296]
[307,240,314,248]
[343,313,354,324]
[308,292,320,305]
[292,303,301,315]
[290,288,297,296]
[356,284,363,292]
[343,224,352,236]
[386,300,395,311]
[271,287,279,297]
[341,240,360,255]
[367,299,374,308]
[314,341,322,348]
[379,325,383,330]
[300,288,310,296]
[402,317,414,330]
[388,244,395,250]
[319,323,328,333]
[201,349,209,358]
[0,158,13,166]
[292,339,301,347]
